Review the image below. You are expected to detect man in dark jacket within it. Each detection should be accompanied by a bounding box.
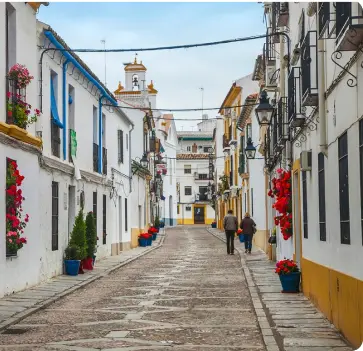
[223,210,238,255]
[240,212,256,254]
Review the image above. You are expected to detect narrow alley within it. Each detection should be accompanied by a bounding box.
[0,227,353,351]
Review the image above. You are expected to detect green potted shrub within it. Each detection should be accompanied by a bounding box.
[69,209,87,274]
[64,245,80,276]
[84,211,97,270]
[154,216,160,233]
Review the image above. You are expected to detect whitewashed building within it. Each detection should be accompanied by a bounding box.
[0,4,135,298]
[256,2,363,347]
[155,114,178,226]
[176,120,216,225]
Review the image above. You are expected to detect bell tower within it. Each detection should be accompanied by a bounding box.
[124,55,147,91]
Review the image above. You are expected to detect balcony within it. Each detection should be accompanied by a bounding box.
[102,147,107,175]
[223,134,231,154]
[149,136,160,153]
[336,2,363,51]
[277,97,289,146]
[93,143,99,173]
[272,2,289,28]
[195,193,209,202]
[288,67,305,128]
[318,2,335,39]
[194,172,212,181]
[301,31,318,107]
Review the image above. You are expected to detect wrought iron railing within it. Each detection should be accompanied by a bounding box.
[93,143,99,173]
[102,147,107,175]
[288,67,304,127]
[277,97,289,145]
[336,2,352,42]
[318,2,330,38]
[266,27,276,61]
[301,31,318,106]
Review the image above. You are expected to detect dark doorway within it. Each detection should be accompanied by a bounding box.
[194,206,205,224]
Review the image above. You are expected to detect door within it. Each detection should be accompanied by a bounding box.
[118,196,122,243]
[194,206,205,224]
[293,170,302,267]
[169,195,173,226]
[68,186,76,241]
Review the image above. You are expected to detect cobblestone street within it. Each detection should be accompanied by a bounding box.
[0,227,265,351]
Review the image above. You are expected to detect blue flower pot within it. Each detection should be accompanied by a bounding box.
[147,237,152,246]
[64,260,80,276]
[152,233,157,241]
[279,272,301,293]
[139,238,148,247]
[211,223,216,228]
[238,234,245,243]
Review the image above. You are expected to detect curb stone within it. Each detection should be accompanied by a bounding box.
[0,230,167,333]
[207,228,280,351]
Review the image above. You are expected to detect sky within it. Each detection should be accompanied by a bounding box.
[38,2,266,130]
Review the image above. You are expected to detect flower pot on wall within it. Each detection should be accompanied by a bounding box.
[6,248,18,258]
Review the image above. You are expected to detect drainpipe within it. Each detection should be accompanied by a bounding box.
[98,96,105,173]
[129,124,134,193]
[62,60,69,161]
[318,23,327,155]
[280,33,287,169]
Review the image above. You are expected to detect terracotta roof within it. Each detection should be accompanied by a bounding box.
[177,154,210,160]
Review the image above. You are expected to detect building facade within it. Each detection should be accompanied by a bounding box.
[0,4,134,298]
[176,122,215,225]
[254,2,363,347]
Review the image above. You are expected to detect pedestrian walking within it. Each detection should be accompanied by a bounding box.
[240,212,256,254]
[223,210,238,255]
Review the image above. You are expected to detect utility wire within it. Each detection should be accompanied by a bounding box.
[105,102,258,114]
[51,34,267,54]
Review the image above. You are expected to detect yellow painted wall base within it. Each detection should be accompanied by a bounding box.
[0,122,42,147]
[131,228,141,248]
[302,257,363,348]
[253,230,268,253]
[177,218,214,225]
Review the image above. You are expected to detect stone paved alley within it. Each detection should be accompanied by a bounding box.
[0,227,354,351]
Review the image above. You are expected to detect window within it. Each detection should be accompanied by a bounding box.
[186,206,191,211]
[338,132,350,244]
[192,143,197,153]
[102,113,106,147]
[360,119,363,244]
[50,71,61,158]
[230,155,233,186]
[187,146,191,152]
[126,133,129,150]
[185,186,192,195]
[68,85,75,162]
[103,194,107,244]
[198,174,208,180]
[93,106,98,144]
[93,192,97,236]
[52,182,59,251]
[318,153,326,241]
[5,3,16,72]
[302,170,308,239]
[177,205,180,215]
[125,198,128,232]
[203,146,211,153]
[184,165,191,174]
[118,130,124,163]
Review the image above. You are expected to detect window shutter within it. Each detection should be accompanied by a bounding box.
[118,130,124,163]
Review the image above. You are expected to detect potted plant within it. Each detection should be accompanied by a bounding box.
[159,220,165,228]
[139,233,151,247]
[84,211,97,270]
[275,258,301,293]
[154,216,160,232]
[149,226,158,240]
[211,221,217,228]
[64,245,80,276]
[69,210,87,274]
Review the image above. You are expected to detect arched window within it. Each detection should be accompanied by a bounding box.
[132,74,139,91]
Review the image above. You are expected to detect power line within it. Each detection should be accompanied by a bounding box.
[47,34,267,54]
[105,102,258,114]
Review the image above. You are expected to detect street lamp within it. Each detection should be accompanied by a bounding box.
[255,90,274,126]
[140,152,149,168]
[245,137,257,159]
